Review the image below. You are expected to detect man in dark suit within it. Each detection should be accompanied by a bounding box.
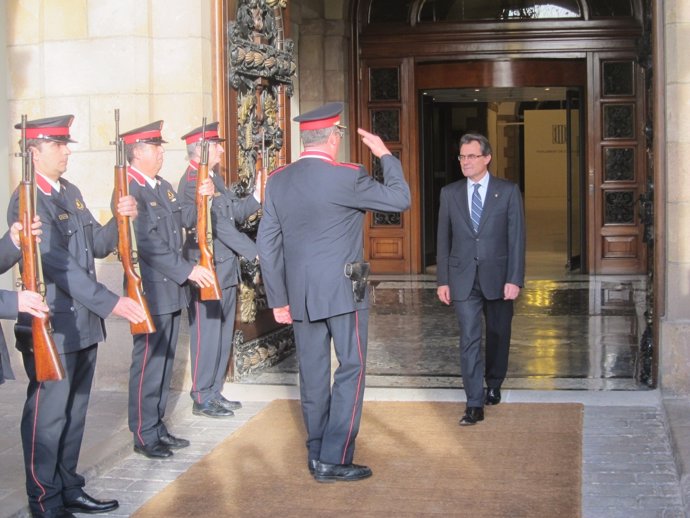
[177,122,260,418]
[8,115,148,518]
[257,102,410,482]
[436,132,525,426]
[0,219,48,385]
[122,121,217,459]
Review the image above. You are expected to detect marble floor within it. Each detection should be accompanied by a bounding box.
[245,250,648,391]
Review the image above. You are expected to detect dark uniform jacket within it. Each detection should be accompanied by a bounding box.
[436,175,525,301]
[177,163,260,288]
[127,167,194,315]
[8,175,120,353]
[258,151,411,322]
[0,230,21,382]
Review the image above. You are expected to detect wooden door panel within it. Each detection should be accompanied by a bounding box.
[359,59,414,274]
[590,52,646,274]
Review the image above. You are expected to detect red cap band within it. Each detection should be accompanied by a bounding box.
[299,115,341,131]
[184,129,220,144]
[123,129,162,144]
[25,127,70,139]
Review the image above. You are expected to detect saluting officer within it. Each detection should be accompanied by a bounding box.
[122,121,216,459]
[177,122,260,418]
[8,115,147,518]
[257,102,411,482]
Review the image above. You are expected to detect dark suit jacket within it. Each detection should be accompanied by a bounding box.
[128,167,194,315]
[8,176,120,353]
[0,230,21,382]
[257,152,410,322]
[177,163,260,289]
[436,174,525,301]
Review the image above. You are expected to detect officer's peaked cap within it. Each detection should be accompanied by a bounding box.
[181,121,225,144]
[293,102,346,131]
[121,120,167,145]
[15,115,77,143]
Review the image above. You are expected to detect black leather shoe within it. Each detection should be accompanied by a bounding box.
[485,387,502,405]
[308,459,318,475]
[313,461,372,482]
[459,406,485,426]
[134,441,173,459]
[32,507,75,518]
[159,433,190,449]
[193,400,234,418]
[215,395,242,411]
[63,491,119,514]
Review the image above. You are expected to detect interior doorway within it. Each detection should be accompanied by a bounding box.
[420,86,586,276]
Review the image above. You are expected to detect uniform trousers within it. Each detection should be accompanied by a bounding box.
[21,345,97,514]
[292,309,368,466]
[453,275,513,407]
[128,311,180,447]
[187,286,237,405]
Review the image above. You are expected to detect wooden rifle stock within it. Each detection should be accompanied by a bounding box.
[17,115,64,382]
[195,118,222,301]
[113,109,155,334]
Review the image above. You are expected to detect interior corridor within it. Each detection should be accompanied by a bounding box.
[245,250,646,391]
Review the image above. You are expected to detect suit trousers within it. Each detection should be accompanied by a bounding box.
[187,286,237,405]
[454,275,513,407]
[128,311,181,447]
[21,345,97,514]
[292,309,368,466]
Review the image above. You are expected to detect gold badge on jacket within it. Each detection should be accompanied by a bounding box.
[75,199,85,210]
[167,190,176,202]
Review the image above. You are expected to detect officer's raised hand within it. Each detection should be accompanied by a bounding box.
[357,128,392,159]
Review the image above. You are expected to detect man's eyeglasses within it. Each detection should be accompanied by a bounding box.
[458,154,485,161]
[333,126,346,138]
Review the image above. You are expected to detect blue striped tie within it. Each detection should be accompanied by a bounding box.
[471,183,482,232]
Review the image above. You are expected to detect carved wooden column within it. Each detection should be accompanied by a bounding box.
[225,0,297,380]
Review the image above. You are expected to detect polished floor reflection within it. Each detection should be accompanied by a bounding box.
[247,252,646,391]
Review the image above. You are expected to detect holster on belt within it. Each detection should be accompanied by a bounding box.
[344,261,370,303]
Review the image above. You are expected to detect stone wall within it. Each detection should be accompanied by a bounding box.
[661,0,690,395]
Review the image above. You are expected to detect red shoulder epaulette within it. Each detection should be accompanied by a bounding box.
[335,161,361,171]
[127,167,147,186]
[269,165,288,177]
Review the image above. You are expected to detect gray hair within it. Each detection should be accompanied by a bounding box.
[459,133,492,157]
[300,127,337,147]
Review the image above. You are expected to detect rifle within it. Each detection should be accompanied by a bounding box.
[113,109,156,334]
[17,115,65,381]
[195,118,222,301]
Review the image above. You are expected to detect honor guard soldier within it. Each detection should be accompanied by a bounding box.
[257,102,411,482]
[8,115,147,518]
[177,122,260,418]
[122,121,217,459]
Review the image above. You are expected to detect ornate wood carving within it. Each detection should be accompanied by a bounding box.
[227,0,297,379]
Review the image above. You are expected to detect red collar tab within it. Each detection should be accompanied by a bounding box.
[189,160,199,170]
[35,174,53,195]
[127,167,147,186]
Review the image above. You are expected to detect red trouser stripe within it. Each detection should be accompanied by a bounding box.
[192,300,202,403]
[136,334,150,445]
[30,384,47,512]
[341,311,364,464]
